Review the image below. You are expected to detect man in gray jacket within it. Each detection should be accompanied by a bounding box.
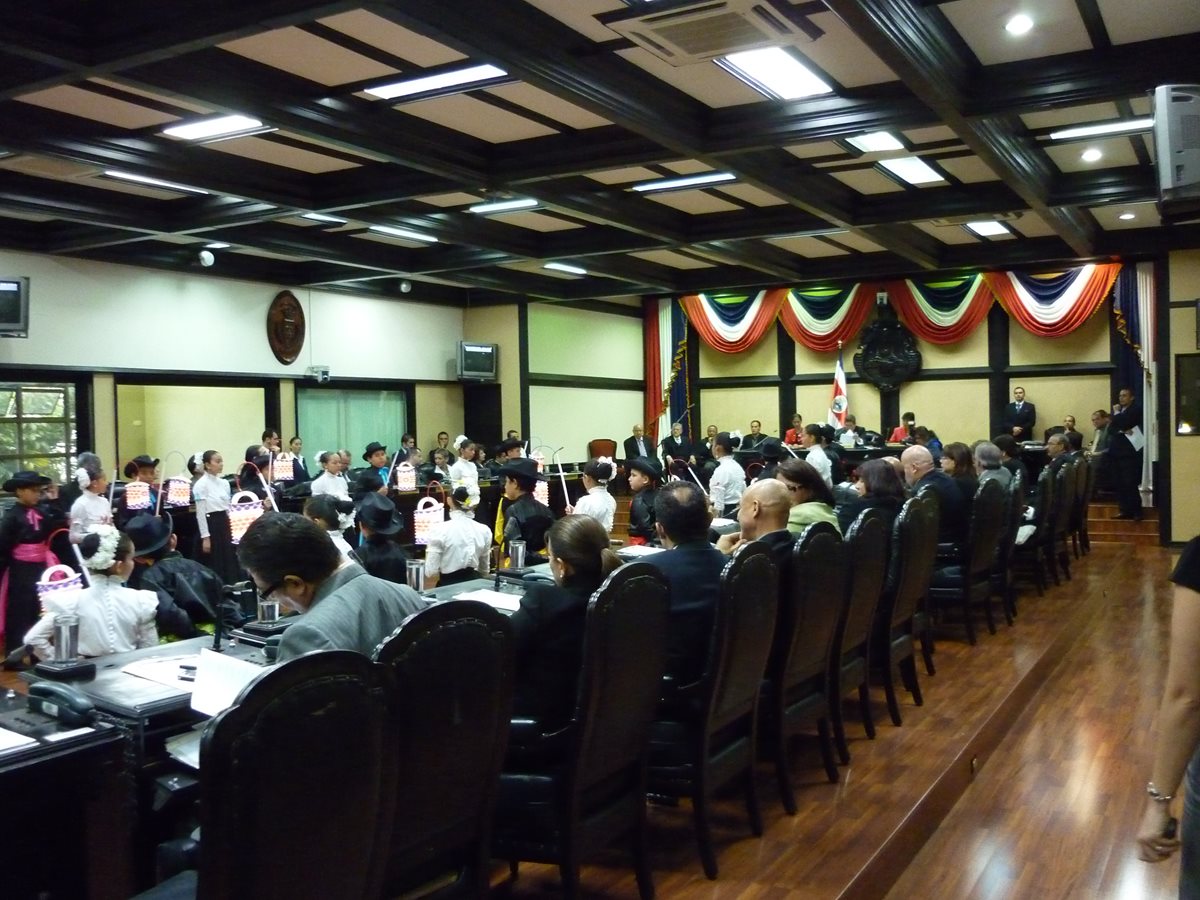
[238,513,424,663]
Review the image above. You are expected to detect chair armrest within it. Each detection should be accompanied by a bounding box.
[156,837,199,882]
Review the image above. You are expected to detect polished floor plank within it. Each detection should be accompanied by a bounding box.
[501,544,1147,899]
[884,542,1180,900]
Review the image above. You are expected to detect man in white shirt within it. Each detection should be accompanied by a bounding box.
[707,432,746,517]
[800,424,832,488]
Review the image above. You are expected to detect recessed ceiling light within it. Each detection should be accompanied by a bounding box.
[364,64,507,101]
[162,115,270,142]
[847,132,905,153]
[204,242,231,249]
[544,262,587,276]
[878,156,945,185]
[1005,14,1033,36]
[468,198,539,214]
[966,220,1010,237]
[102,170,209,195]
[302,213,348,224]
[1048,118,1154,141]
[631,172,736,193]
[715,47,831,101]
[1118,212,1136,221]
[1081,147,1103,163]
[367,224,438,243]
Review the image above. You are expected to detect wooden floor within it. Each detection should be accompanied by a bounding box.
[499,540,1184,899]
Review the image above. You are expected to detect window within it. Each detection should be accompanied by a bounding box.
[297,387,408,466]
[0,382,77,488]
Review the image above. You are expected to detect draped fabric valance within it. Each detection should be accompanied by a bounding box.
[678,263,1123,354]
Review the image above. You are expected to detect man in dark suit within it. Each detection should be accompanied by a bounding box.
[1109,386,1143,520]
[237,512,424,663]
[623,423,652,461]
[901,445,966,544]
[1043,415,1080,444]
[645,481,727,684]
[660,422,690,467]
[1001,386,1037,440]
[1045,433,1071,475]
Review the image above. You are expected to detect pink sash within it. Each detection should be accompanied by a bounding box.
[0,534,61,646]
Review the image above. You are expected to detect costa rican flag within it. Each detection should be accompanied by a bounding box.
[828,344,848,428]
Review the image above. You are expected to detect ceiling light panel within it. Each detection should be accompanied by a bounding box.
[162,115,269,141]
[966,220,1010,237]
[847,131,905,153]
[364,63,507,100]
[543,262,587,275]
[102,170,210,194]
[468,197,539,214]
[878,156,945,185]
[1047,118,1153,141]
[715,47,831,100]
[631,171,736,192]
[368,224,438,242]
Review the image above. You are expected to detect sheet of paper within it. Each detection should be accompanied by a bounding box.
[165,729,203,770]
[1128,426,1146,452]
[0,725,38,753]
[123,654,201,692]
[617,545,666,557]
[43,726,96,743]
[190,648,268,717]
[711,517,736,528]
[452,589,523,612]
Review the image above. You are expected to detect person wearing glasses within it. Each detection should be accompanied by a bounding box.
[237,512,423,664]
[775,458,840,536]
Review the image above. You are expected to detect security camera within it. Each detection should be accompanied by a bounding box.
[197,249,215,267]
[307,365,331,384]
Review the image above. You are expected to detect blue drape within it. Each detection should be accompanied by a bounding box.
[703,292,757,326]
[789,285,857,320]
[1011,269,1078,305]
[667,301,693,443]
[908,277,977,312]
[1113,267,1143,405]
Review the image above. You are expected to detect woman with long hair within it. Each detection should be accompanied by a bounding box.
[836,457,907,535]
[776,458,840,535]
[941,441,979,510]
[192,450,238,583]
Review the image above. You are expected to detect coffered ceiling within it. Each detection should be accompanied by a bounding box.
[0,0,1197,306]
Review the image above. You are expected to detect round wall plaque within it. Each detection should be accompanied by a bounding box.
[267,289,305,365]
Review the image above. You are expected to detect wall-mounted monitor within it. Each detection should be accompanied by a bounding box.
[456,341,498,381]
[1154,84,1200,225]
[0,277,29,338]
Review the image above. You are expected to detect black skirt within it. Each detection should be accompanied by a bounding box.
[437,567,482,587]
[204,511,243,585]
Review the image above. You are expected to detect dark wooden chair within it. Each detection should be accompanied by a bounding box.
[587,438,617,461]
[372,600,514,899]
[135,651,396,900]
[1069,456,1092,558]
[647,542,779,880]
[492,563,670,899]
[911,489,941,677]
[990,469,1026,626]
[1078,454,1097,555]
[1046,461,1077,584]
[928,479,1007,645]
[828,510,890,763]
[761,522,846,813]
[872,496,938,727]
[1012,466,1054,596]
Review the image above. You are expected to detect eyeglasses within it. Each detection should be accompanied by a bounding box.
[258,581,283,601]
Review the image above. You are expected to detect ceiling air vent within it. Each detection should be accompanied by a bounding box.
[599,0,822,66]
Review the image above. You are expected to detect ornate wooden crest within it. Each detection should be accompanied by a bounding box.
[852,306,921,391]
[267,290,305,365]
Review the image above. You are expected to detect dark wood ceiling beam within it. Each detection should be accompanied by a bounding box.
[309,167,464,210]
[40,223,162,254]
[559,256,681,292]
[200,222,418,274]
[823,0,1095,257]
[168,197,297,233]
[0,169,168,232]
[686,241,813,282]
[1049,167,1157,209]
[494,127,671,184]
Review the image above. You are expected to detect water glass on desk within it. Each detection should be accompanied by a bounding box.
[508,540,527,570]
[406,559,426,591]
[53,614,79,662]
[258,597,280,624]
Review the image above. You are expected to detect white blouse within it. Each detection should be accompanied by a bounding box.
[425,510,492,580]
[709,456,746,513]
[25,574,158,661]
[327,529,354,560]
[805,444,833,488]
[192,473,232,539]
[69,491,113,542]
[310,471,350,499]
[572,486,617,533]
[449,458,481,501]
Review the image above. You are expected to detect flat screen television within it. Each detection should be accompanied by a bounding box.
[456,341,498,381]
[0,277,29,338]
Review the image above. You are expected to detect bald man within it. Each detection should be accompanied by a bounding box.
[901,445,966,543]
[1045,433,1071,474]
[716,479,793,559]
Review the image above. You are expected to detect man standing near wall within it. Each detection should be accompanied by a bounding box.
[1001,386,1037,441]
[1110,387,1144,520]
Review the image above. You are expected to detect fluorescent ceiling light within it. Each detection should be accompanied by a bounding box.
[1048,118,1153,141]
[716,47,831,100]
[102,170,209,195]
[631,171,736,193]
[468,198,538,214]
[364,64,507,101]
[1118,212,1136,221]
[162,115,269,141]
[368,224,438,243]
[544,262,587,276]
[847,132,904,153]
[966,220,1009,237]
[1080,147,1103,162]
[878,156,944,185]
[302,212,348,224]
[204,242,231,249]
[1005,14,1033,36]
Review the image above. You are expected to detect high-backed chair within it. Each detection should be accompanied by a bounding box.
[1069,456,1092,558]
[872,496,938,727]
[990,469,1026,626]
[1012,466,1054,596]
[587,438,617,461]
[1046,461,1077,584]
[647,542,778,880]
[828,510,890,763]
[492,563,670,899]
[911,490,942,676]
[135,651,396,900]
[928,479,1007,645]
[762,522,846,813]
[372,601,514,899]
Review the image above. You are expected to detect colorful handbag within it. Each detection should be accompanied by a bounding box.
[165,476,192,508]
[413,484,445,546]
[229,490,265,545]
[394,461,417,492]
[534,479,550,507]
[37,564,84,612]
[124,480,151,510]
[273,453,295,482]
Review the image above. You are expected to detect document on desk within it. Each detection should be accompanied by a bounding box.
[190,648,268,717]
[123,654,202,693]
[453,588,523,612]
[0,725,38,754]
[617,545,665,557]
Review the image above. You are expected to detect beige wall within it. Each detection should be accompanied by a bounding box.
[463,304,522,435]
[700,387,777,436]
[699,336,777,378]
[1171,250,1200,540]
[919,323,989,369]
[279,380,297,443]
[529,304,643,377]
[528,385,641,461]
[91,373,117,469]
[414,383,464,448]
[1010,305,1110,365]
[793,381,881,433]
[898,379,990,446]
[795,342,835,378]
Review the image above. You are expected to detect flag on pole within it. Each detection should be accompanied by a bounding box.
[828,342,848,428]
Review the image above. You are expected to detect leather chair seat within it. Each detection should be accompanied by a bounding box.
[930,565,964,588]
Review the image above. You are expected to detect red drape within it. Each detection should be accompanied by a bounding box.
[886,278,993,345]
[985,263,1121,338]
[679,290,785,354]
[777,284,875,352]
[643,297,662,442]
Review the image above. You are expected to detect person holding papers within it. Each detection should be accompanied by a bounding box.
[1110,386,1144,520]
[237,513,423,663]
[509,515,621,731]
[25,524,158,661]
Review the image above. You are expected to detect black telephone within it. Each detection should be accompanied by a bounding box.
[28,681,96,727]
